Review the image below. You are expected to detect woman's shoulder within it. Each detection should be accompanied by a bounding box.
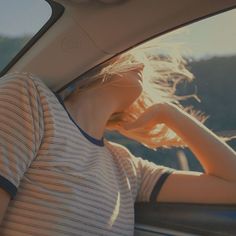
[0,72,44,89]
[104,139,134,159]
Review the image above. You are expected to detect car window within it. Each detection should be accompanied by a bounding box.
[0,0,52,72]
[102,8,236,172]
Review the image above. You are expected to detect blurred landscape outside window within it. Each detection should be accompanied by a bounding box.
[0,0,52,72]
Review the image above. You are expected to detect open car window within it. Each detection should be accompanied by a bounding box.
[0,0,52,72]
[102,8,236,173]
[0,0,64,76]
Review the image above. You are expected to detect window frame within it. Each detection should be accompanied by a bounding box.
[0,0,64,77]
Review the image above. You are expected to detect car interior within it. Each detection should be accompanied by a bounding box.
[1,0,236,235]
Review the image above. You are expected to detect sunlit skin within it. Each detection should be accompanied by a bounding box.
[64,67,236,204]
[64,68,144,140]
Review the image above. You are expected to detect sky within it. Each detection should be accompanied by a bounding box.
[157,8,236,59]
[0,0,235,60]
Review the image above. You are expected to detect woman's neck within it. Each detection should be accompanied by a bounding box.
[63,88,117,140]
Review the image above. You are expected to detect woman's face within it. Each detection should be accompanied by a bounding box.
[109,65,144,112]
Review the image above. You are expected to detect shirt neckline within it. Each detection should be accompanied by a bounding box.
[53,92,105,147]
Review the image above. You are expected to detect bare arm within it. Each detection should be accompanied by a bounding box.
[157,103,236,203]
[162,103,236,182]
[124,103,236,203]
[0,188,10,225]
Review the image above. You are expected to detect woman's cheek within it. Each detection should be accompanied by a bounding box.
[123,85,143,109]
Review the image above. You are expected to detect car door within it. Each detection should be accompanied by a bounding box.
[134,202,236,235]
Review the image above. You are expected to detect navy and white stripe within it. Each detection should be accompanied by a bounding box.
[0,72,174,236]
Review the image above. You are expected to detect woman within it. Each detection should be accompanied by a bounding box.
[61,49,236,204]
[0,46,235,236]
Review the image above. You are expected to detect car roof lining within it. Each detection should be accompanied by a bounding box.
[7,0,236,91]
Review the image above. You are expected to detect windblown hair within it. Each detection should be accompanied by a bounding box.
[61,44,212,150]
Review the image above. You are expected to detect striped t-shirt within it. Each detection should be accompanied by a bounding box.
[0,72,174,236]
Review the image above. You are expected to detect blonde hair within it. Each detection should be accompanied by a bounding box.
[61,44,227,150]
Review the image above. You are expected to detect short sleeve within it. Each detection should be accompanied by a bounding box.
[130,155,174,202]
[0,73,44,199]
[106,141,175,203]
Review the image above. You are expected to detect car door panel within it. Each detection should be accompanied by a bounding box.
[135,202,236,236]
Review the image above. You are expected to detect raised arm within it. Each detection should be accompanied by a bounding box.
[124,103,236,204]
[162,103,236,182]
